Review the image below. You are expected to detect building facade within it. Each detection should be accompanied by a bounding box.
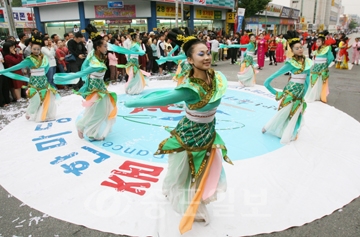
[290,0,342,32]
[21,0,234,37]
[245,2,300,35]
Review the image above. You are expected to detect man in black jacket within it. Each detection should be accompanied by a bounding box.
[306,32,317,59]
[67,32,87,89]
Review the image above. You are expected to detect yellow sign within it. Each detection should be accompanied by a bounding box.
[195,9,214,19]
[226,12,236,23]
[156,4,189,18]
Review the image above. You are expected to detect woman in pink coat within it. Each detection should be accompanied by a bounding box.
[351,37,360,65]
[257,33,266,69]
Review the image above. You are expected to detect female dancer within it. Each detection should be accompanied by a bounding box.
[125,28,232,234]
[0,35,59,122]
[336,36,351,69]
[263,31,312,144]
[54,25,143,140]
[219,33,258,87]
[117,28,148,95]
[351,37,360,65]
[276,34,286,63]
[257,33,266,70]
[304,30,334,103]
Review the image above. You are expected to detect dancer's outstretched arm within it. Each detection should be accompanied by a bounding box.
[0,58,34,82]
[219,43,251,49]
[125,88,198,108]
[108,43,145,56]
[264,63,293,95]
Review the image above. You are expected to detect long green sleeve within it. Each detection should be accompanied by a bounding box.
[54,66,101,85]
[219,43,251,49]
[264,63,294,95]
[326,48,334,67]
[0,58,34,73]
[0,58,34,82]
[125,88,198,108]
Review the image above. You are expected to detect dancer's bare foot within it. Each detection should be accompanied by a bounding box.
[262,128,266,133]
[25,115,30,120]
[89,136,104,141]
[78,130,84,139]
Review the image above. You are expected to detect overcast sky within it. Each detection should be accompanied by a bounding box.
[271,0,360,15]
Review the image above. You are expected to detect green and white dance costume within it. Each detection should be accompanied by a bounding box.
[263,57,313,144]
[54,49,118,140]
[117,42,148,95]
[220,42,258,87]
[304,45,334,103]
[0,54,59,122]
[125,71,232,228]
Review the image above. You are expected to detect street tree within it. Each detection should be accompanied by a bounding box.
[11,0,22,7]
[238,0,271,34]
[348,20,358,30]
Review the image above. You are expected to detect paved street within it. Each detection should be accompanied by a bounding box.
[0,34,360,237]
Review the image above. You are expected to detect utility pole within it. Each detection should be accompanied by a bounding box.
[181,0,184,28]
[3,0,17,38]
[175,0,179,27]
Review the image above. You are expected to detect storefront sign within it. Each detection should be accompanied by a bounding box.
[280,7,300,19]
[245,17,280,25]
[226,12,236,23]
[94,5,136,18]
[195,9,214,19]
[107,1,123,8]
[214,10,222,20]
[193,0,206,5]
[258,3,283,17]
[156,4,189,18]
[280,18,295,25]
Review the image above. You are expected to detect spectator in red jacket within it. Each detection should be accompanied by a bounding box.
[56,40,69,73]
[2,41,25,102]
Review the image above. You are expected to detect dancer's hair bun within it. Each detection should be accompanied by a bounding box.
[284,30,301,47]
[31,34,43,46]
[167,28,199,56]
[85,24,103,43]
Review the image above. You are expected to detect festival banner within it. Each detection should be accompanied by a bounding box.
[236,7,245,33]
[94,5,136,18]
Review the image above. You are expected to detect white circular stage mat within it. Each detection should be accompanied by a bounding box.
[0,80,360,237]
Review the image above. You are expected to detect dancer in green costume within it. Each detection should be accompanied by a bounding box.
[304,30,334,103]
[263,31,313,144]
[0,35,59,122]
[54,25,143,140]
[125,28,232,234]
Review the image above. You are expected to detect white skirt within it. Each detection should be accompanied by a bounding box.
[125,67,146,95]
[237,66,255,87]
[304,75,322,103]
[26,91,57,122]
[263,101,304,144]
[76,94,116,140]
[162,150,227,223]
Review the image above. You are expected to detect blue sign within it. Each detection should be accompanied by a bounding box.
[89,87,283,163]
[107,1,123,8]
[237,16,244,32]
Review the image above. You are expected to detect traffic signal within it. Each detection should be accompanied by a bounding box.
[183,10,190,20]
